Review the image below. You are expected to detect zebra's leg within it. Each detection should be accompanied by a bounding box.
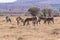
[27,21,29,25]
[7,20,9,23]
[48,20,50,24]
[39,20,41,24]
[36,21,38,26]
[9,19,11,23]
[17,22,19,25]
[6,18,8,23]
[17,21,20,25]
[44,20,46,24]
[36,21,38,25]
[52,20,54,24]
[23,20,26,26]
[23,21,25,26]
[6,20,8,22]
[33,21,35,26]
[36,19,40,25]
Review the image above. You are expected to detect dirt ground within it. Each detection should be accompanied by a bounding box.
[0,16,60,40]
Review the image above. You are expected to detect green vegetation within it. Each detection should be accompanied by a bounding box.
[27,7,60,17]
[28,7,40,16]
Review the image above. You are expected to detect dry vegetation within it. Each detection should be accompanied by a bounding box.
[0,16,60,40]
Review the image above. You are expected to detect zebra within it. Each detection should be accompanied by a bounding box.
[16,16,24,25]
[6,16,11,23]
[23,16,38,26]
[37,17,54,24]
[44,17,54,24]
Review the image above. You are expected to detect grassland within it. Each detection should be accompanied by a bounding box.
[0,16,60,40]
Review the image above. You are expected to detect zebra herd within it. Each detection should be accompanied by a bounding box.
[6,16,54,26]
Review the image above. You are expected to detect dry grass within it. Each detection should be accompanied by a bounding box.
[0,16,60,40]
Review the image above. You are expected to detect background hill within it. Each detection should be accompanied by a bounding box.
[0,0,60,15]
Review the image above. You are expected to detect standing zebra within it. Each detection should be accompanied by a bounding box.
[23,16,38,26]
[16,16,24,25]
[6,16,11,23]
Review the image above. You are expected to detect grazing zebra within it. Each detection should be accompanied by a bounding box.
[23,16,37,26]
[6,16,11,23]
[44,17,54,24]
[37,17,45,24]
[37,17,54,24]
[16,16,24,25]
